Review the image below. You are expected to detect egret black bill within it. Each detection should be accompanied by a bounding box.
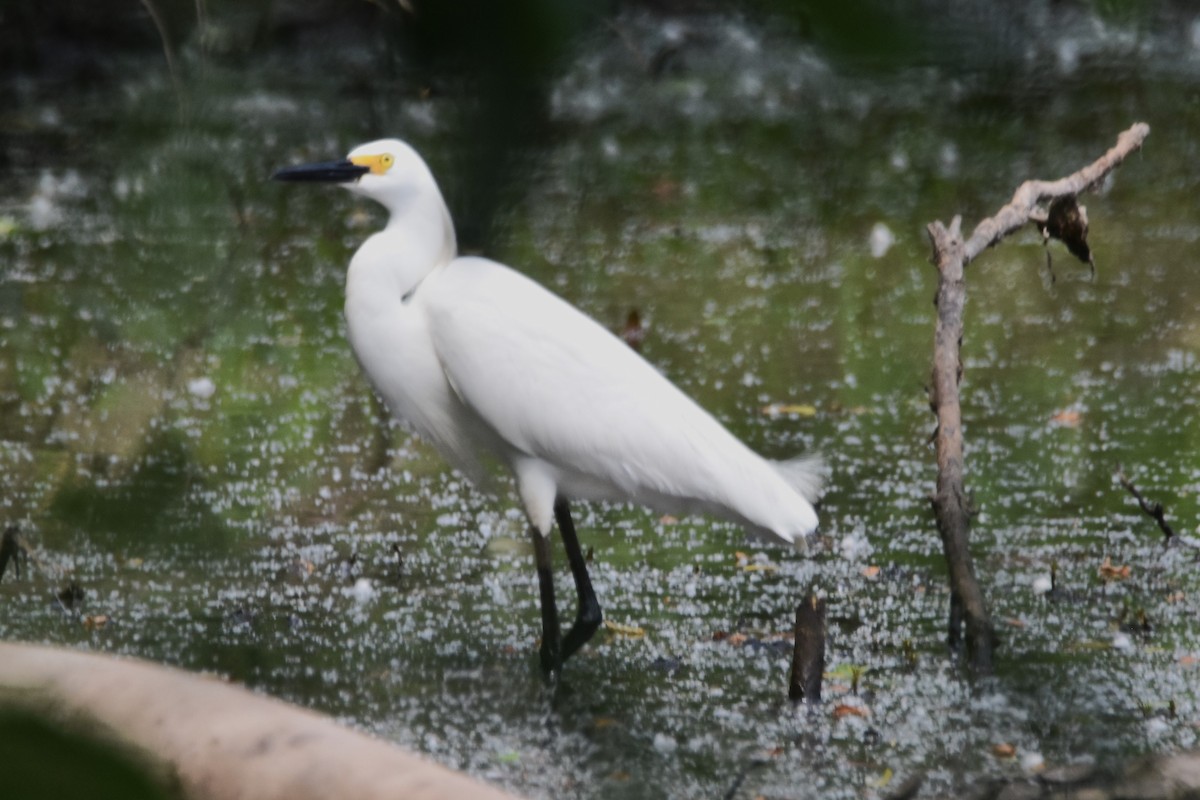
[272,160,370,183]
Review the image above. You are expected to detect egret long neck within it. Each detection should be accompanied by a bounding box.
[381,183,457,275]
[349,185,456,306]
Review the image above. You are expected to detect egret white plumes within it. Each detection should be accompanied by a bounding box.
[274,138,824,671]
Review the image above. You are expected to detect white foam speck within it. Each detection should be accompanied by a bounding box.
[869,222,895,259]
[188,377,217,399]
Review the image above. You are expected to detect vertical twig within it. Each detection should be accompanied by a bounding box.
[1116,468,1177,545]
[789,593,825,704]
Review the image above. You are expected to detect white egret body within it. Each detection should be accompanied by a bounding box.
[274,139,823,671]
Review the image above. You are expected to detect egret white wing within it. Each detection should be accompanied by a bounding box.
[422,257,813,538]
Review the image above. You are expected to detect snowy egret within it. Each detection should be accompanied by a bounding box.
[273,139,824,673]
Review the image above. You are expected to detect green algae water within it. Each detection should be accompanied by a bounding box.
[2,5,1199,798]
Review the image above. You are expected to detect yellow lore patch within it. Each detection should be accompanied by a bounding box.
[350,153,395,175]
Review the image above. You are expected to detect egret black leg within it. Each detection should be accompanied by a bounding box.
[554,497,603,661]
[529,524,562,675]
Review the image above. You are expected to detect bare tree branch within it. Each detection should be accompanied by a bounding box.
[926,122,1150,673]
[961,123,1149,265]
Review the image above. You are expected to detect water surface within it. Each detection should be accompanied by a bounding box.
[2,5,1199,798]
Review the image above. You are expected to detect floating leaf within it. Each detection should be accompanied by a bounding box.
[1098,557,1131,581]
[1049,409,1082,427]
[761,403,818,417]
[827,663,868,681]
[860,565,881,579]
[832,704,869,720]
[735,551,775,572]
[992,743,1017,759]
[604,620,646,638]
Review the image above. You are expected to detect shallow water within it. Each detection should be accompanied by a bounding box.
[2,4,1199,798]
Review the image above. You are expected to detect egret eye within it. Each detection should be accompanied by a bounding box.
[380,154,394,171]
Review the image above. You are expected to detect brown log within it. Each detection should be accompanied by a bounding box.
[0,642,524,800]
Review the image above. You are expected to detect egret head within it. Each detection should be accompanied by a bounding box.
[272,138,441,214]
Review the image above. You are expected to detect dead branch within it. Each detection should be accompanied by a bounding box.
[788,593,825,705]
[1116,468,1177,545]
[960,123,1149,265]
[926,122,1150,673]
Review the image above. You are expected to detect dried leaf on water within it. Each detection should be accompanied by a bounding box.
[761,403,818,417]
[604,620,646,638]
[735,551,776,572]
[1049,409,1082,427]
[1098,557,1131,581]
[832,704,869,720]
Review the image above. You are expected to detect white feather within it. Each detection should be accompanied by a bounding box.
[328,138,822,543]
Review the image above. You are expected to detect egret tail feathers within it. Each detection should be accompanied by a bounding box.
[770,453,826,505]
